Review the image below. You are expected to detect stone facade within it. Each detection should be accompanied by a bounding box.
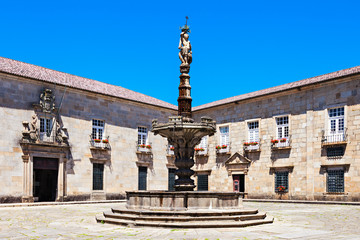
[1,58,360,203]
[0,72,176,202]
[192,75,360,201]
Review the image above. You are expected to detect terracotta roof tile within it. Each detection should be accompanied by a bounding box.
[193,66,360,111]
[0,57,177,110]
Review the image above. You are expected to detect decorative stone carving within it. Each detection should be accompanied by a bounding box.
[225,152,251,176]
[20,89,69,146]
[55,122,68,143]
[39,89,56,113]
[22,115,39,143]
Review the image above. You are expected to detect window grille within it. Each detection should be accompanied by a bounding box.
[275,171,288,192]
[327,147,345,158]
[197,175,208,191]
[327,169,344,193]
[276,116,289,139]
[168,168,176,191]
[93,163,104,190]
[92,119,104,140]
[138,127,148,145]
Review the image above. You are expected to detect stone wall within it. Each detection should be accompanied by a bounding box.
[0,73,176,202]
[192,75,360,201]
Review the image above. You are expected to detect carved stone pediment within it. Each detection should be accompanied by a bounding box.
[225,152,251,176]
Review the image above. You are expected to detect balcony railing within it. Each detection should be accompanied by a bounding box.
[322,129,347,146]
[216,144,231,154]
[39,130,56,143]
[271,136,291,149]
[243,141,260,152]
[137,142,152,153]
[90,136,110,149]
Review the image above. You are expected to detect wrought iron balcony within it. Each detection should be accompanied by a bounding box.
[322,129,347,146]
[243,141,261,152]
[271,136,291,150]
[90,136,110,150]
[136,142,152,154]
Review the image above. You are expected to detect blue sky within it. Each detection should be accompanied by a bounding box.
[1,0,360,106]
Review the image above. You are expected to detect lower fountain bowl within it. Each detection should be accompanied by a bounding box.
[126,191,244,211]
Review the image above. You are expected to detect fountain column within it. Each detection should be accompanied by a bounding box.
[152,19,216,191]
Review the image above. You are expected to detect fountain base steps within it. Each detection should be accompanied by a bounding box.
[96,207,274,228]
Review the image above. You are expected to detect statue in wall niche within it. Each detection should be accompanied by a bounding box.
[29,114,38,141]
[178,17,192,66]
[55,122,67,143]
[39,89,55,113]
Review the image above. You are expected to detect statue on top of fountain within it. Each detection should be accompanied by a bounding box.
[178,18,192,66]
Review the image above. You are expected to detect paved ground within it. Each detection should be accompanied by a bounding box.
[0,201,360,240]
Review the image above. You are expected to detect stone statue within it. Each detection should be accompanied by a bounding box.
[178,29,192,66]
[29,114,38,141]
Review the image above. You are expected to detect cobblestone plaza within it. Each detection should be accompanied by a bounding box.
[0,201,359,239]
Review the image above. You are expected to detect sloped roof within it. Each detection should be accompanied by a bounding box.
[193,65,360,111]
[0,57,177,110]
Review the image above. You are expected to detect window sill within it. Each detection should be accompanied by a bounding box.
[322,141,347,147]
[271,146,291,150]
[136,151,152,155]
[216,151,231,155]
[323,192,348,195]
[244,149,261,153]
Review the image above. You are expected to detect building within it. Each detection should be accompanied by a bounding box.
[0,56,359,203]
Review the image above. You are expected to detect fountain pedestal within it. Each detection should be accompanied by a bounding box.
[152,116,216,191]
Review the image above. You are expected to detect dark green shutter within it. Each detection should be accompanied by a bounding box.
[168,168,176,191]
[197,175,208,191]
[93,163,104,190]
[138,167,147,190]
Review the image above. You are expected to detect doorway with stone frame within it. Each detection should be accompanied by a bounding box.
[33,157,59,202]
[233,174,245,193]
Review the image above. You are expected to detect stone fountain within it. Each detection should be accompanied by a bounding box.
[96,19,273,227]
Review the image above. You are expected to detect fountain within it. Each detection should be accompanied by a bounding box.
[96,18,273,227]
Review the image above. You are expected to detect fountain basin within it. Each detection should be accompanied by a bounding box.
[126,191,244,211]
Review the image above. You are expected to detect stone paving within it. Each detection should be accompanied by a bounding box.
[0,201,360,239]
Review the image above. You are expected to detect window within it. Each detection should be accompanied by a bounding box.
[39,117,52,141]
[199,136,208,150]
[168,168,176,191]
[138,166,147,190]
[219,126,229,146]
[197,175,208,191]
[248,121,259,142]
[197,136,208,154]
[275,171,288,192]
[276,116,289,139]
[138,127,148,145]
[93,163,104,190]
[40,118,52,135]
[328,107,344,137]
[327,147,345,158]
[327,169,344,193]
[92,119,104,140]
